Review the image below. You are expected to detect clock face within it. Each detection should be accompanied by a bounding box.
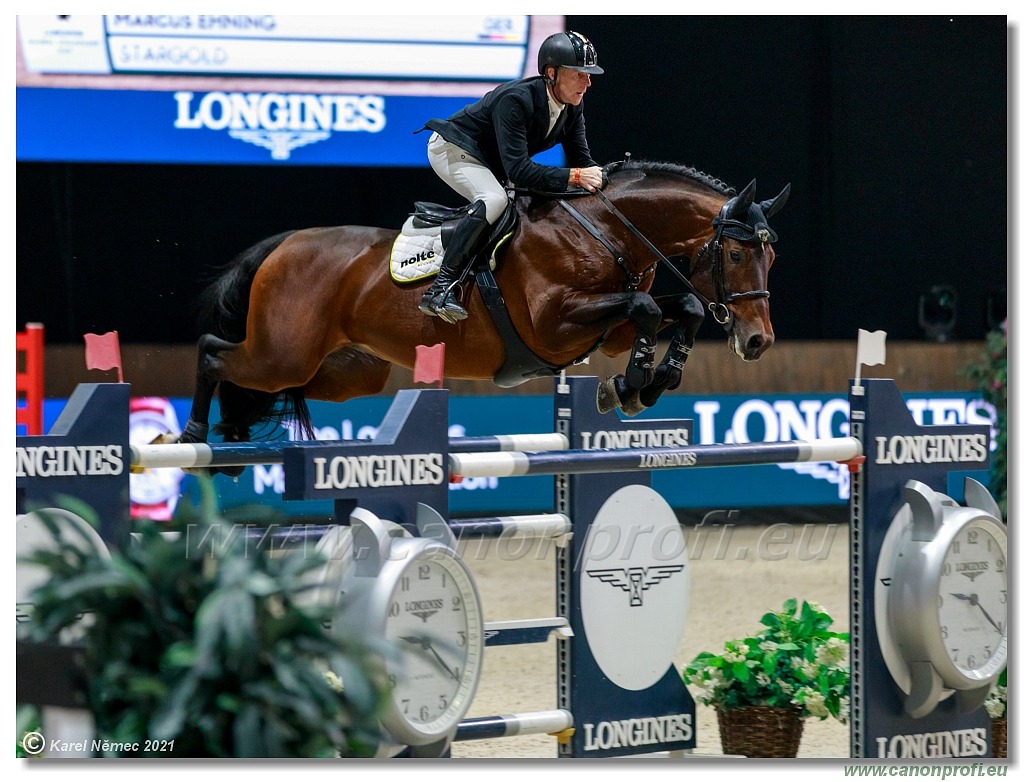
[129,412,185,510]
[382,551,483,742]
[937,521,1008,680]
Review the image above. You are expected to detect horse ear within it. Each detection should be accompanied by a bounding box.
[760,183,791,218]
[735,179,757,212]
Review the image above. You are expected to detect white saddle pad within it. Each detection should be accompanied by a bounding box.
[390,217,444,283]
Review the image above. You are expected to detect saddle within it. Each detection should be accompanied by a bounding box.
[392,195,599,388]
[389,201,518,284]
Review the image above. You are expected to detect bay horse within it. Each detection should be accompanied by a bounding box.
[178,159,789,466]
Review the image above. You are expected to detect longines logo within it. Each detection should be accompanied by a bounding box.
[311,452,445,490]
[875,727,987,758]
[957,561,989,582]
[173,91,386,160]
[586,566,685,607]
[16,445,124,477]
[873,433,987,465]
[405,598,443,623]
[579,427,689,450]
[228,130,329,160]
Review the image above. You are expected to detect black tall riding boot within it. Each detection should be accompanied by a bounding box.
[419,200,490,322]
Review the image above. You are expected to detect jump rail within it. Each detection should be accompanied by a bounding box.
[130,432,569,470]
[449,437,862,478]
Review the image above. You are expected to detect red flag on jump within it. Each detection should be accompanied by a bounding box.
[413,343,445,387]
[84,331,124,383]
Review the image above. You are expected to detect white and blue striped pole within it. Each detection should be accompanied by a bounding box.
[449,437,862,478]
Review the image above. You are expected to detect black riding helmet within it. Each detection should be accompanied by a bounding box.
[537,31,604,77]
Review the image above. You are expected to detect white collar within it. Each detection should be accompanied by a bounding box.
[545,85,565,136]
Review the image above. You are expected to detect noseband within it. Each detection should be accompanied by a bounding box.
[694,215,772,328]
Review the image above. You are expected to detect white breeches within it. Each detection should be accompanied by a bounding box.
[427,132,508,224]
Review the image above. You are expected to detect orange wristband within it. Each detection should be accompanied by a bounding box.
[573,168,581,186]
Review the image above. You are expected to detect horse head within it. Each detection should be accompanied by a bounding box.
[700,179,790,361]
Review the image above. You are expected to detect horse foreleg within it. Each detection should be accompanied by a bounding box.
[592,293,662,416]
[629,293,706,413]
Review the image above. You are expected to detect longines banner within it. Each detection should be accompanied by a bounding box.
[16,87,561,167]
[36,390,995,519]
[16,14,566,166]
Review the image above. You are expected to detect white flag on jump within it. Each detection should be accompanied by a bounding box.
[857,329,887,367]
[854,329,887,392]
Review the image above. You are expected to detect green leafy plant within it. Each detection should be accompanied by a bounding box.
[683,599,850,722]
[16,706,40,758]
[19,478,385,758]
[963,321,1007,518]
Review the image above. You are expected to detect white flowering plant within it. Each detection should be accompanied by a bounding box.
[682,598,850,722]
[984,669,1007,720]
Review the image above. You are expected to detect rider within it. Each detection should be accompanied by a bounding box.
[417,30,607,321]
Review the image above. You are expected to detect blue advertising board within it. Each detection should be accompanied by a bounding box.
[34,386,996,521]
[16,87,565,168]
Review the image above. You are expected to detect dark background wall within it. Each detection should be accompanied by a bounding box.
[16,15,1007,345]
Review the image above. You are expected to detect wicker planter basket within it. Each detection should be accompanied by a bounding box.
[717,706,804,758]
[991,717,1007,758]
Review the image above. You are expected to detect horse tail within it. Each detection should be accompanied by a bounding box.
[198,231,316,440]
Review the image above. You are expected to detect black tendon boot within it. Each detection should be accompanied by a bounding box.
[419,200,490,322]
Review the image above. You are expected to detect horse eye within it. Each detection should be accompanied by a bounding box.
[729,249,743,263]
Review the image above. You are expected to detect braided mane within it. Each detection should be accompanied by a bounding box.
[605,158,736,196]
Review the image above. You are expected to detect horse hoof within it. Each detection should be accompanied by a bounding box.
[620,397,649,417]
[595,378,622,414]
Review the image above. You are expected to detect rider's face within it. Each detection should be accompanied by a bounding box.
[551,68,592,106]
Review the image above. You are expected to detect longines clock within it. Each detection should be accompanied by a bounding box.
[876,478,1008,718]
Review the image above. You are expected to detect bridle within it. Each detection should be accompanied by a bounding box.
[558,189,772,331]
[693,211,772,327]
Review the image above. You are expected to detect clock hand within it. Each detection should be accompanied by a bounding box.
[420,637,459,680]
[972,599,1003,632]
[399,635,459,679]
[948,593,1002,632]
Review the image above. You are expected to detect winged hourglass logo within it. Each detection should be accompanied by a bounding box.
[586,566,685,607]
[228,130,331,160]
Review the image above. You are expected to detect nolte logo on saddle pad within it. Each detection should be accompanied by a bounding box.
[390,233,443,283]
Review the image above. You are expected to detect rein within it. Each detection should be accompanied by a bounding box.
[557,197,662,292]
[557,189,769,330]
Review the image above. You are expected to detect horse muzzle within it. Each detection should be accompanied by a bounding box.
[728,324,774,361]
